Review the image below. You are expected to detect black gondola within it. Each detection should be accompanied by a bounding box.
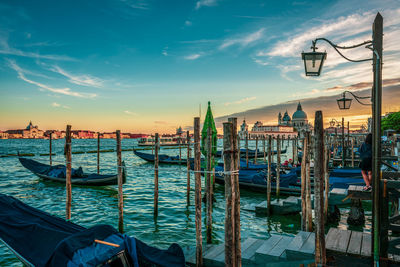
[19,157,126,186]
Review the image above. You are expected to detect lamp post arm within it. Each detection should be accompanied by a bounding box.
[342,90,372,106]
[313,38,373,63]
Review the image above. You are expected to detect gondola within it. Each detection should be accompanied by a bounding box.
[134,150,188,165]
[0,194,185,267]
[213,166,300,194]
[19,157,126,186]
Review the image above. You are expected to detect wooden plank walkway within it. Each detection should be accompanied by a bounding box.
[184,231,315,266]
[347,185,372,200]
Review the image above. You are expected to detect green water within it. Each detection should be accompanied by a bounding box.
[0,139,371,266]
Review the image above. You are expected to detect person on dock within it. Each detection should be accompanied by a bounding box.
[359,133,372,191]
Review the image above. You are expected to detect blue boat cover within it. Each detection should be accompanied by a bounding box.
[0,194,185,267]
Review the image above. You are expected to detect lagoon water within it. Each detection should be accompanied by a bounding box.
[0,138,371,266]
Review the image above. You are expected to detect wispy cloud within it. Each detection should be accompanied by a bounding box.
[51,102,70,109]
[154,120,168,125]
[51,66,104,88]
[120,0,149,10]
[195,0,218,10]
[8,60,97,98]
[124,110,138,116]
[185,20,192,27]
[224,96,256,106]
[184,53,202,60]
[220,28,265,50]
[0,36,75,61]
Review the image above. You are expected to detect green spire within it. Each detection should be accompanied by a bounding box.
[201,101,218,157]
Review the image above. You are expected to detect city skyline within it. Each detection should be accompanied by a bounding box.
[0,0,399,133]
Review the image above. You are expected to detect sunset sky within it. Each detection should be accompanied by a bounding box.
[0,0,399,133]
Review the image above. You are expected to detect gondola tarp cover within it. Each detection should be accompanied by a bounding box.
[0,194,185,266]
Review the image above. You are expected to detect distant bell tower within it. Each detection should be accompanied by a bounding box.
[278,112,282,125]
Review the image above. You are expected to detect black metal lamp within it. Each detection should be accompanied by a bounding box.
[336,92,352,110]
[301,42,327,76]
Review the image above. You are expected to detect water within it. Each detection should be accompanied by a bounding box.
[0,139,371,266]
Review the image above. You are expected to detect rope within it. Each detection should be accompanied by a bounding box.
[190,169,239,175]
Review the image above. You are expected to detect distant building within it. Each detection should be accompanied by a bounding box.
[6,121,44,139]
[0,131,9,139]
[238,119,297,140]
[71,130,97,139]
[238,102,310,139]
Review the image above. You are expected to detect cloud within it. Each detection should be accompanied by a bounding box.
[51,66,104,88]
[124,110,138,116]
[325,78,400,92]
[216,84,400,129]
[51,102,70,109]
[8,60,97,98]
[120,0,149,10]
[184,53,202,60]
[0,36,75,61]
[185,20,192,26]
[220,28,265,50]
[195,0,218,10]
[154,121,168,125]
[253,58,269,66]
[224,96,256,106]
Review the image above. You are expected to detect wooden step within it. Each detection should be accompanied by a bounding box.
[285,231,315,259]
[241,237,266,265]
[203,243,225,267]
[325,228,351,254]
[254,234,283,264]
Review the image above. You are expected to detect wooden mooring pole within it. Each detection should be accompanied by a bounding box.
[306,132,312,232]
[65,125,72,220]
[351,137,355,168]
[223,122,235,266]
[324,142,330,219]
[206,127,213,244]
[276,135,281,198]
[246,133,249,168]
[301,135,308,231]
[254,136,258,164]
[97,132,100,174]
[186,131,191,204]
[314,111,326,265]
[49,132,52,166]
[194,118,203,267]
[263,136,266,163]
[116,130,124,233]
[229,117,241,267]
[267,135,272,215]
[154,133,159,219]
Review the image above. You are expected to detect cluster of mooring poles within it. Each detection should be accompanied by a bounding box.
[62,126,124,234]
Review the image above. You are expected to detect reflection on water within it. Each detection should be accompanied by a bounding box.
[0,139,371,265]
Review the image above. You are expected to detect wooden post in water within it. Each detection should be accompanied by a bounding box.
[295,137,298,165]
[186,131,191,204]
[65,125,72,220]
[263,136,266,163]
[154,133,159,219]
[314,111,326,265]
[351,138,355,168]
[306,133,313,232]
[194,118,202,267]
[97,132,100,174]
[49,132,52,166]
[237,135,241,169]
[267,135,272,215]
[324,142,330,218]
[228,117,241,267]
[301,135,309,231]
[254,136,258,164]
[271,137,274,165]
[206,127,212,244]
[116,130,124,233]
[276,135,281,198]
[245,132,249,168]
[223,122,235,267]
[179,136,182,163]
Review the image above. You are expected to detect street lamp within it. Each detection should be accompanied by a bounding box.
[301,13,383,265]
[301,42,327,76]
[336,91,371,110]
[336,92,353,110]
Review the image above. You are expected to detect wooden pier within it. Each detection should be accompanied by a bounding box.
[184,231,315,266]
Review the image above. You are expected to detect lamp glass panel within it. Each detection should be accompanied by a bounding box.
[302,52,326,76]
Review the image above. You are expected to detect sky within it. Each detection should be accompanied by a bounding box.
[0,0,399,133]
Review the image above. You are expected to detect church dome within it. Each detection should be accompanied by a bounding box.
[292,102,307,120]
[282,111,291,121]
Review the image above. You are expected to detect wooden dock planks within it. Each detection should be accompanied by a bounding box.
[325,228,351,253]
